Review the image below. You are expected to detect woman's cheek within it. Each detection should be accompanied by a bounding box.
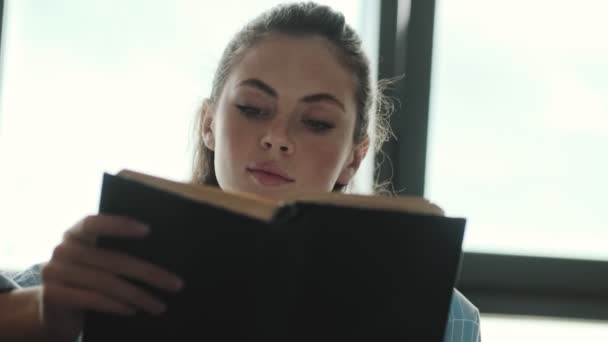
[303,142,344,174]
[222,112,256,145]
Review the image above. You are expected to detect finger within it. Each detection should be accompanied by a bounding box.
[51,240,183,293]
[43,283,136,316]
[64,215,149,245]
[42,262,166,315]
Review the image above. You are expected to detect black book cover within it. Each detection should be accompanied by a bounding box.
[82,173,466,342]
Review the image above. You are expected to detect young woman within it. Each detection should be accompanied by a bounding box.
[0,3,481,341]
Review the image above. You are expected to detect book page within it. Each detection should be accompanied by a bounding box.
[116,169,445,220]
[117,169,279,221]
[285,192,445,216]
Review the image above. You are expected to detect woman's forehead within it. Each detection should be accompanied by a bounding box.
[226,34,357,102]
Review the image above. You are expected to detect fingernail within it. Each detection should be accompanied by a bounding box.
[172,278,184,291]
[135,224,150,234]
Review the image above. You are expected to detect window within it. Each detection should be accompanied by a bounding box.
[426,0,608,338]
[426,0,608,261]
[481,314,608,341]
[0,0,378,270]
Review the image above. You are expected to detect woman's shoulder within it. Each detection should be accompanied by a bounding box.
[0,263,43,291]
[448,289,480,321]
[444,289,481,342]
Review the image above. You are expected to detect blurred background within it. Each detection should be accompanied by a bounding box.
[0,0,606,340]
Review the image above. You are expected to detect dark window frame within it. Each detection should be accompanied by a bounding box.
[376,0,608,321]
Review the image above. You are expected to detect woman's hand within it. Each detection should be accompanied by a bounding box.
[39,215,183,341]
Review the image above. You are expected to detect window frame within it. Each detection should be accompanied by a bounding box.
[376,0,608,321]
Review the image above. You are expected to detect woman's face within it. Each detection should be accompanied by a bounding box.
[202,34,368,200]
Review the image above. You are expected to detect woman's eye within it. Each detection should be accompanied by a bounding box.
[236,105,268,118]
[303,119,335,132]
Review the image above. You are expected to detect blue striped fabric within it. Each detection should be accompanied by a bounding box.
[0,264,42,290]
[445,289,482,342]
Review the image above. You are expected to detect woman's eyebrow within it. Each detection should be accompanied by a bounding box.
[238,78,277,97]
[301,93,345,112]
[238,78,345,112]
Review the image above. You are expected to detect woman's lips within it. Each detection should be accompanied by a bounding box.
[247,168,294,187]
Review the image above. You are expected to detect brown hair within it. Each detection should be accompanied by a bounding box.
[192,2,394,193]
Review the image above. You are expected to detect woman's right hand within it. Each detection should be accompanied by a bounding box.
[39,214,183,341]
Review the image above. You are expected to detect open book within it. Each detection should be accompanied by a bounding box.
[82,169,466,342]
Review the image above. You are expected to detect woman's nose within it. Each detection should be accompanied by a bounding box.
[260,122,294,155]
